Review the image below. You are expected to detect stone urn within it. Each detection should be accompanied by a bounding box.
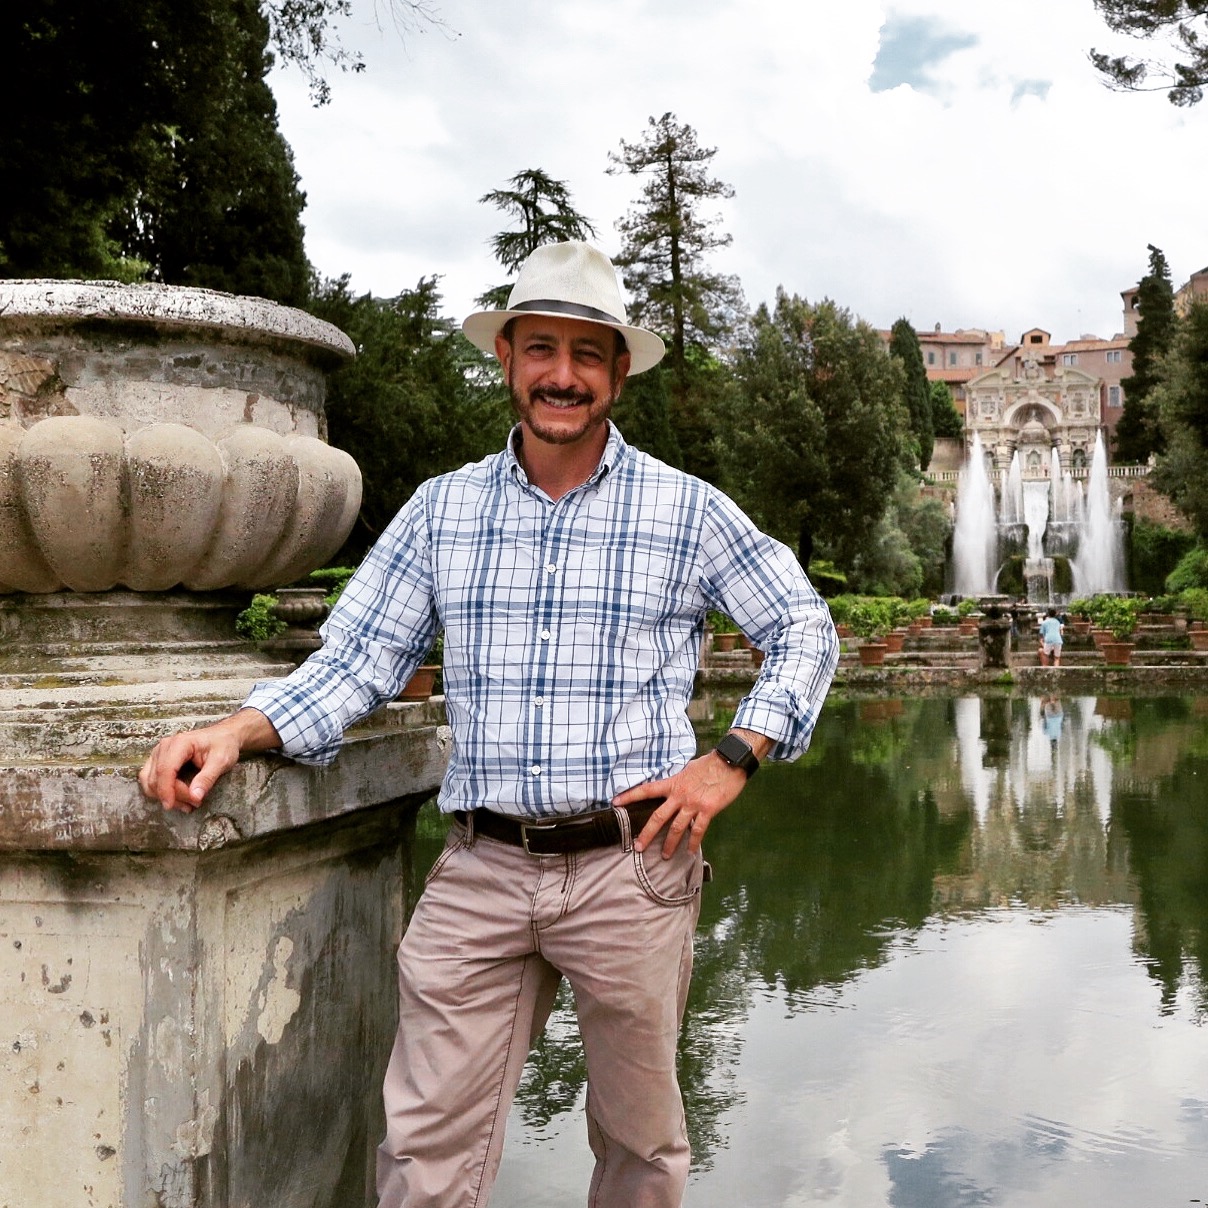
[0,279,361,595]
[0,283,454,1208]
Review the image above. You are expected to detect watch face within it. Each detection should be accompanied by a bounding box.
[716,733,758,774]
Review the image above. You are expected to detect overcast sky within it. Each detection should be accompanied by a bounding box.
[268,0,1206,346]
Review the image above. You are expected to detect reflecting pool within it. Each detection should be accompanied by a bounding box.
[420,694,1208,1207]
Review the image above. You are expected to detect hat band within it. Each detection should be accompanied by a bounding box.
[511,298,625,326]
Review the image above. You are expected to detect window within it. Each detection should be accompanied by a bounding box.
[1062,353,1078,366]
[1029,334,1043,344]
[927,351,936,365]
[948,351,957,366]
[1106,349,1122,363]
[975,352,982,365]
[1108,385,1121,407]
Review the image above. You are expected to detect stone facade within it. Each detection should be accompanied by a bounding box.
[964,351,1103,475]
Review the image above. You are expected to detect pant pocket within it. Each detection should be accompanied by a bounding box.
[631,842,704,907]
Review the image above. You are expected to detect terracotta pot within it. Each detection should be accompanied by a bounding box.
[883,630,906,653]
[857,642,888,666]
[1101,642,1133,666]
[958,621,978,637]
[1071,620,1092,637]
[914,616,933,629]
[1091,628,1113,649]
[398,665,439,700]
[712,632,739,652]
[835,624,853,639]
[1190,630,1208,651]
[750,648,765,669]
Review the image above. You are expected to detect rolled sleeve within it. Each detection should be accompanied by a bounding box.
[701,493,839,762]
[241,488,440,765]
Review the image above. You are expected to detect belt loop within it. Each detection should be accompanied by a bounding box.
[614,805,634,853]
[462,809,476,847]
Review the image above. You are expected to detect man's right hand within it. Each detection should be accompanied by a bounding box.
[138,708,280,813]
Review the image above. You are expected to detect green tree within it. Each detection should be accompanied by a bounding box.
[126,0,311,304]
[476,169,598,309]
[1150,299,1208,538]
[930,380,964,438]
[309,275,512,559]
[610,365,683,468]
[2,0,310,302]
[888,318,934,470]
[1115,244,1177,463]
[1091,0,1208,106]
[608,113,744,479]
[714,292,909,572]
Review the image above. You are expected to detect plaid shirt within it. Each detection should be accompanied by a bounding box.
[244,424,838,818]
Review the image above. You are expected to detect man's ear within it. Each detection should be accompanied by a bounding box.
[494,331,512,377]
[613,350,632,393]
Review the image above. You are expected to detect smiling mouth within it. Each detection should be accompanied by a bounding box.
[534,392,592,410]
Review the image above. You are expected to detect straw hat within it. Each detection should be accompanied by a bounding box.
[462,241,666,375]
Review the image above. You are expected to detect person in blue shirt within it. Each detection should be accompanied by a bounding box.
[139,242,839,1208]
[1039,608,1064,666]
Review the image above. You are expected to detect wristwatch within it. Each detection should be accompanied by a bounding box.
[714,732,760,778]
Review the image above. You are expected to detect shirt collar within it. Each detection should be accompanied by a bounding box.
[502,422,630,492]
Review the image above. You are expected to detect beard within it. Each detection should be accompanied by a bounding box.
[508,379,619,446]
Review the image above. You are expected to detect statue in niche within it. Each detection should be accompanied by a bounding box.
[1072,447,1087,470]
[1022,354,1042,380]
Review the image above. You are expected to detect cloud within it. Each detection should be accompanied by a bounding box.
[870,14,979,95]
[1011,78,1053,105]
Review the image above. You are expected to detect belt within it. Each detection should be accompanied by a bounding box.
[455,800,665,856]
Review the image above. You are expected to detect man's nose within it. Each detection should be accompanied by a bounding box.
[544,346,577,386]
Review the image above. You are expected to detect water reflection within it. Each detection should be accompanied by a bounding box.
[470,694,1208,1206]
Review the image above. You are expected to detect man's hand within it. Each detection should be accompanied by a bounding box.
[613,728,772,859]
[138,708,280,813]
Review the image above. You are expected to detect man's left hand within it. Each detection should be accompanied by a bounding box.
[613,729,770,859]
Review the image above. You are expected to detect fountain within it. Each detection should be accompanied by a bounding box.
[950,431,1126,602]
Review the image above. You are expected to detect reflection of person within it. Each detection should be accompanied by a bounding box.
[1042,695,1064,745]
[1038,607,1064,666]
[138,242,840,1208]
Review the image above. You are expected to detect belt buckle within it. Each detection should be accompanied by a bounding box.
[520,820,559,856]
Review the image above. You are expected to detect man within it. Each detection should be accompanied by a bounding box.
[139,241,839,1207]
[1038,607,1064,667]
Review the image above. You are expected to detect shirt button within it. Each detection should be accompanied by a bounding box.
[545,562,557,575]
[540,629,551,640]
[531,764,542,776]
[534,696,544,707]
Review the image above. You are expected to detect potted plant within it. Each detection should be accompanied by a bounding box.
[1180,589,1208,648]
[708,610,742,652]
[956,597,980,636]
[1097,598,1137,665]
[1066,597,1093,637]
[848,599,892,665]
[400,635,443,700]
[827,595,855,640]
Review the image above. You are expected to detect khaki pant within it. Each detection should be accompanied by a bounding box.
[376,813,705,1208]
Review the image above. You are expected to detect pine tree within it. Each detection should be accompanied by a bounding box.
[476,169,597,309]
[888,318,935,470]
[1115,244,1176,463]
[607,113,744,480]
[1091,1,1208,106]
[1150,299,1208,537]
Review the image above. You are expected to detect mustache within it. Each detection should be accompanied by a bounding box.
[530,386,596,406]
